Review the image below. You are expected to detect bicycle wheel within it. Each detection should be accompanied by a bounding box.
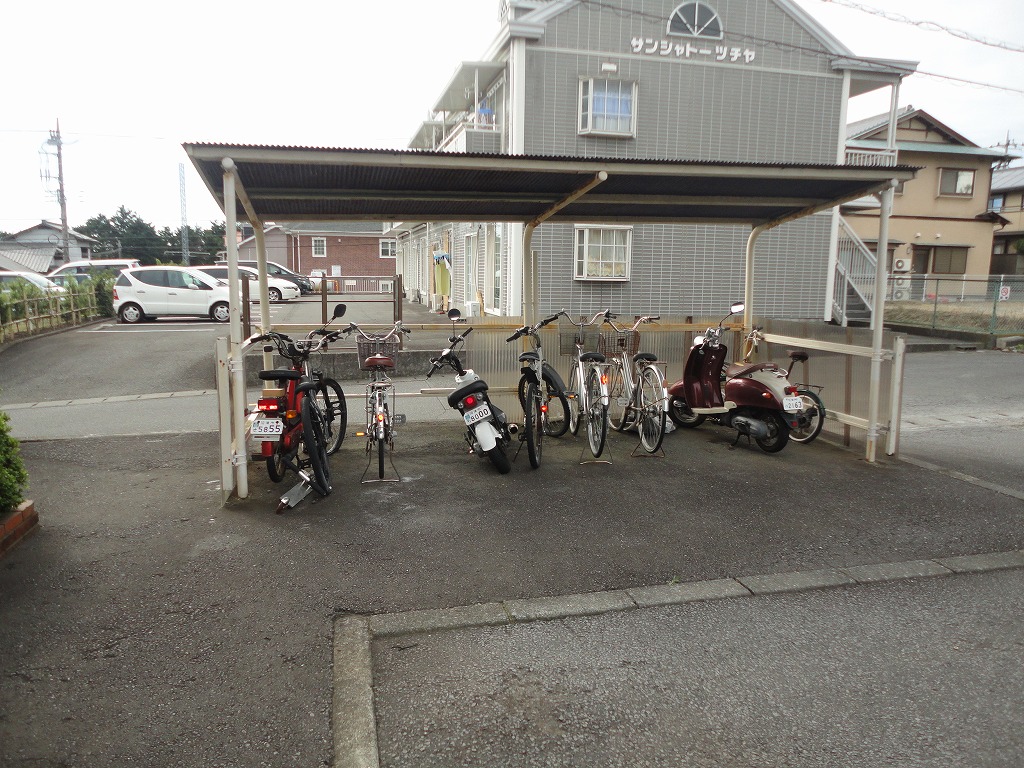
[567,366,582,436]
[790,389,825,444]
[606,361,633,431]
[266,445,288,483]
[585,367,608,458]
[542,380,570,438]
[524,381,543,468]
[300,397,331,496]
[637,366,667,454]
[314,378,347,455]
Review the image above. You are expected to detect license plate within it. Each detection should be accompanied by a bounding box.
[464,403,492,426]
[252,417,284,437]
[783,396,804,412]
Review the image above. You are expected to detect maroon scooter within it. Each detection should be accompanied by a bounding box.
[667,302,803,453]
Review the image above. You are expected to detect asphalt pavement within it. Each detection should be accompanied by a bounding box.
[1,313,1023,768]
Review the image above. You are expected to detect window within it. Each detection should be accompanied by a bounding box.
[938,169,975,197]
[579,79,636,137]
[668,2,723,39]
[137,269,168,287]
[312,237,327,257]
[379,239,397,259]
[574,226,632,280]
[989,194,1005,211]
[932,247,968,274]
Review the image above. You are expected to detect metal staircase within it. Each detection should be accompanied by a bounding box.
[833,216,880,327]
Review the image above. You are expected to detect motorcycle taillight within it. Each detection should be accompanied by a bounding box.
[463,395,477,408]
[784,386,798,396]
[257,398,280,412]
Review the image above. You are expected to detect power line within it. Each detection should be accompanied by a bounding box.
[816,0,1024,54]
[576,0,1024,95]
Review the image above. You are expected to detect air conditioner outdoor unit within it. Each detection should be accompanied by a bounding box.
[893,276,911,290]
[893,257,910,273]
[892,288,909,301]
[464,300,480,318]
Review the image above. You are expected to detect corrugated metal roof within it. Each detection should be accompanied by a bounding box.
[183,144,918,229]
[0,246,55,273]
[992,165,1024,192]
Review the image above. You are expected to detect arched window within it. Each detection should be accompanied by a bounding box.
[668,2,723,39]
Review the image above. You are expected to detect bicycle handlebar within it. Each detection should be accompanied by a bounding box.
[344,321,410,341]
[603,314,660,332]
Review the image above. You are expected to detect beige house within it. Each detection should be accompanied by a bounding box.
[990,165,1024,275]
[842,108,1008,298]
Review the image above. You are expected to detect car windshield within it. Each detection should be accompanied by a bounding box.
[19,274,53,289]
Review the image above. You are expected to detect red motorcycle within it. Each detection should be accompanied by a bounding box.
[667,302,803,453]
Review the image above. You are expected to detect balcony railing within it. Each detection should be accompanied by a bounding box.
[844,148,899,167]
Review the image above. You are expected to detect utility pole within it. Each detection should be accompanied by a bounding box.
[46,120,72,264]
[179,163,191,265]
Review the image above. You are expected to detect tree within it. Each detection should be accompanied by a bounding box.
[78,209,225,266]
[78,207,163,264]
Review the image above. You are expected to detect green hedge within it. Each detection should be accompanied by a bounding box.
[0,410,28,515]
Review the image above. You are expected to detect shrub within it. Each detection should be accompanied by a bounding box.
[0,410,29,514]
[95,277,115,317]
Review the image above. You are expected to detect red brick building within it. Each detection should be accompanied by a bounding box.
[235,223,397,287]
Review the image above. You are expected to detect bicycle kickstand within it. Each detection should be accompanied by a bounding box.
[276,471,315,513]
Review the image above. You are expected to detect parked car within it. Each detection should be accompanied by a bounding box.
[113,266,231,323]
[215,259,315,295]
[48,258,141,284]
[0,270,68,295]
[193,265,299,302]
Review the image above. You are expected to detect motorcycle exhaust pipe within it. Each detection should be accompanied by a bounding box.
[507,422,520,435]
[732,415,768,439]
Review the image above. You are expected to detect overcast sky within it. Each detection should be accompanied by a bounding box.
[1,0,1021,233]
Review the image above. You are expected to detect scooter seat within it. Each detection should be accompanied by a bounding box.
[448,379,488,408]
[580,352,606,363]
[727,361,779,378]
[633,352,657,363]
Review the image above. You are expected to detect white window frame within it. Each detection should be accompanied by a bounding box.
[667,2,724,39]
[937,168,975,198]
[464,232,478,308]
[574,225,632,281]
[379,238,397,259]
[579,79,637,138]
[311,236,327,258]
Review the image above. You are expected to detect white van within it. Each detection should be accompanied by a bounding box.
[48,258,141,285]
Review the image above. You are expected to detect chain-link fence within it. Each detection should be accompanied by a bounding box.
[885,275,1024,335]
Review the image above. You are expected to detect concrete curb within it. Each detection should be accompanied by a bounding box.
[331,548,1024,767]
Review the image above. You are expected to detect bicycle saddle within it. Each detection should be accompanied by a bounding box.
[362,354,395,370]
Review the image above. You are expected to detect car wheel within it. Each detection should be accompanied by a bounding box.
[118,303,144,324]
[210,302,230,323]
[268,288,282,302]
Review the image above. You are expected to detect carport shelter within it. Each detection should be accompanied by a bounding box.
[183,144,916,499]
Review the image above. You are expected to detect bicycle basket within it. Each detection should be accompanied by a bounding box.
[356,338,400,372]
[558,321,599,356]
[597,329,640,357]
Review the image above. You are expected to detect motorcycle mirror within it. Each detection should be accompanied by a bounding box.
[693,335,706,346]
[729,302,745,316]
[447,308,462,321]
[332,304,347,319]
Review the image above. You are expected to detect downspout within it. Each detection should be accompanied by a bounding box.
[221,158,248,500]
[825,68,852,321]
[508,36,527,317]
[743,223,769,330]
